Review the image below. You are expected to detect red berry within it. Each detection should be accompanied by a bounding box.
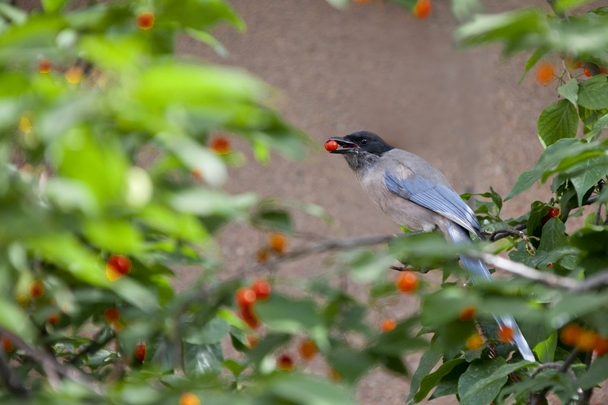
[542,207,561,225]
[251,280,271,301]
[38,59,52,73]
[107,255,131,275]
[412,0,432,19]
[276,354,294,371]
[136,12,154,30]
[324,140,339,152]
[134,343,146,362]
[47,313,60,325]
[380,318,397,332]
[209,137,231,155]
[239,304,260,329]
[236,288,256,308]
[594,336,608,356]
[104,307,120,323]
[29,279,44,299]
[584,67,592,77]
[459,306,476,321]
[396,272,419,293]
[498,326,514,343]
[1,336,14,352]
[298,339,317,360]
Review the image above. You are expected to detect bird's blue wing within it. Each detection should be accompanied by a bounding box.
[384,169,482,237]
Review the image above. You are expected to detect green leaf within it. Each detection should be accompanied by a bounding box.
[578,355,608,390]
[339,249,396,283]
[589,113,608,138]
[506,138,597,200]
[170,188,257,218]
[455,9,547,55]
[452,0,483,22]
[326,346,376,383]
[183,342,223,378]
[186,28,228,57]
[250,209,293,233]
[460,361,536,404]
[538,218,568,252]
[557,78,579,106]
[41,0,71,13]
[184,318,230,345]
[578,74,608,110]
[408,339,442,401]
[537,99,578,148]
[0,3,27,24]
[265,373,356,405]
[414,358,465,402]
[533,331,557,363]
[325,0,350,8]
[157,0,245,32]
[458,358,507,405]
[567,155,608,205]
[553,0,595,12]
[256,295,323,334]
[0,299,36,342]
[83,219,144,254]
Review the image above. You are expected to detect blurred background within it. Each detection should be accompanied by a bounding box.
[175,1,560,403]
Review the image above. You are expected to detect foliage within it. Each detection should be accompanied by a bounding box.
[1,0,608,405]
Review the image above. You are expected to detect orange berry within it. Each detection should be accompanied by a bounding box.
[535,62,555,85]
[209,137,231,155]
[38,59,52,73]
[268,233,287,254]
[136,12,154,30]
[380,318,397,332]
[179,392,200,405]
[47,313,60,325]
[134,343,146,362]
[498,326,514,343]
[560,324,582,346]
[29,279,44,299]
[190,168,203,180]
[576,330,597,352]
[104,307,120,323]
[395,272,418,293]
[459,306,476,321]
[584,67,592,77]
[466,333,484,350]
[298,339,318,360]
[594,336,608,356]
[412,0,432,19]
[251,279,271,301]
[247,335,259,348]
[256,248,270,263]
[277,354,294,371]
[235,288,257,308]
[65,66,83,84]
[239,304,259,329]
[1,336,14,352]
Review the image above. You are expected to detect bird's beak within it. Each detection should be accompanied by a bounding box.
[325,137,359,154]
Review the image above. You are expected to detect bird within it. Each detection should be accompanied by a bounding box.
[325,130,535,362]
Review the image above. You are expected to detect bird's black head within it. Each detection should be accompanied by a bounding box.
[325,131,394,171]
[325,131,393,156]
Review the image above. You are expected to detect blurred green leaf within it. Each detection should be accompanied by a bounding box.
[184,317,229,345]
[519,44,550,83]
[408,338,442,401]
[553,0,595,12]
[256,295,323,334]
[250,209,293,233]
[414,358,465,402]
[578,355,608,390]
[183,342,223,378]
[326,346,375,384]
[460,361,536,404]
[558,78,579,106]
[264,373,356,405]
[83,219,144,254]
[458,358,507,405]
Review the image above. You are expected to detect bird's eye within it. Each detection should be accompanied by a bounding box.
[360,139,368,145]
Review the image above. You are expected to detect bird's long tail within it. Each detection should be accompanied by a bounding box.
[445,223,535,362]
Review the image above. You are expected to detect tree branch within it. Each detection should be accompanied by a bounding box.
[0,328,103,394]
[0,336,28,397]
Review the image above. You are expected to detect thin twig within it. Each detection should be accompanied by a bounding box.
[478,253,578,289]
[486,224,527,241]
[68,328,116,364]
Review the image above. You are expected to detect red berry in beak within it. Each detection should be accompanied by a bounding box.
[324,140,339,152]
